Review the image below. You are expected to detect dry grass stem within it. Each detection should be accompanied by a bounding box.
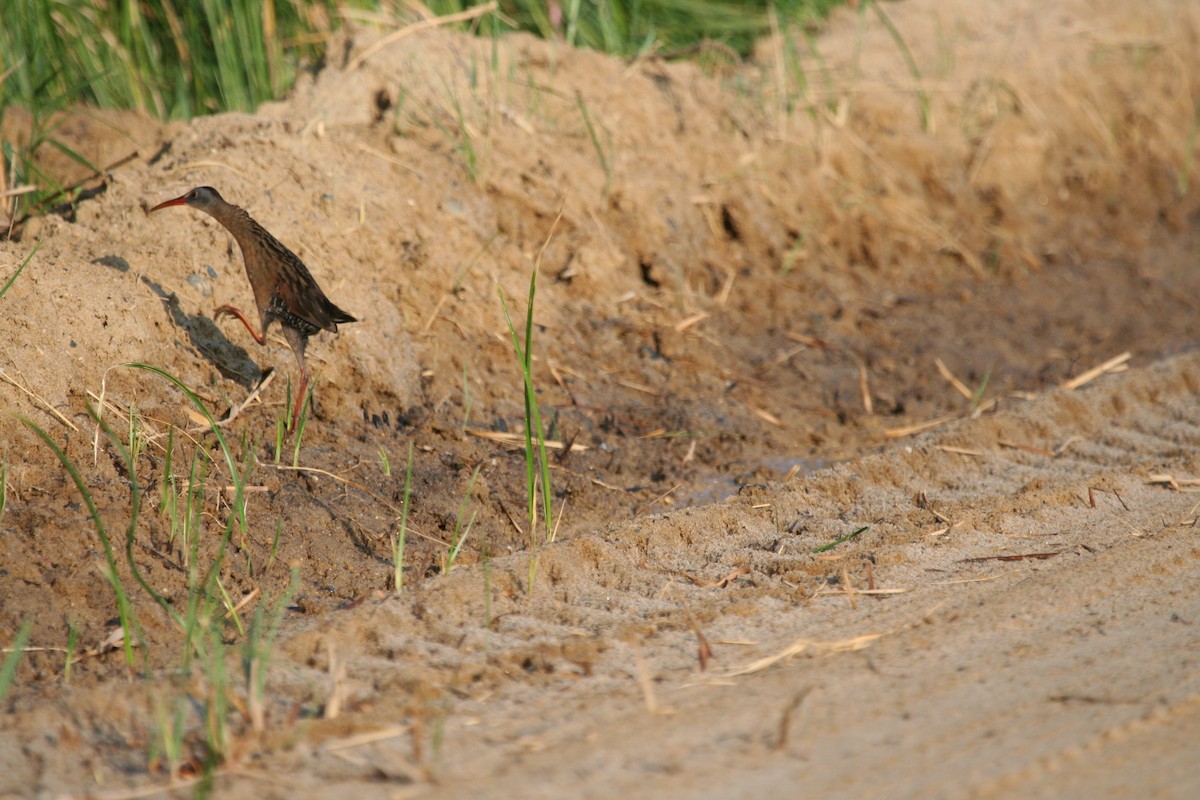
[937,445,988,457]
[813,586,908,598]
[357,143,426,178]
[1147,474,1200,492]
[969,398,998,418]
[858,363,873,414]
[784,332,826,348]
[674,313,708,332]
[961,551,1063,563]
[716,268,736,305]
[465,428,586,452]
[1061,351,1132,391]
[932,572,1011,585]
[747,403,784,427]
[771,687,812,752]
[727,633,884,677]
[770,344,810,367]
[683,565,750,589]
[633,644,672,715]
[885,414,956,438]
[195,370,277,431]
[324,726,410,752]
[925,521,963,537]
[220,588,260,621]
[323,639,347,720]
[616,379,660,396]
[934,357,973,400]
[420,294,450,333]
[641,483,681,511]
[347,2,499,70]
[998,440,1055,457]
[1,369,79,431]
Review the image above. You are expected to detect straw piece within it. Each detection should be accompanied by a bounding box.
[1061,351,1131,391]
[726,633,883,677]
[464,428,586,451]
[885,414,956,438]
[934,357,972,400]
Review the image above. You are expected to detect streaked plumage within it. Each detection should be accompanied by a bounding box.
[150,186,356,427]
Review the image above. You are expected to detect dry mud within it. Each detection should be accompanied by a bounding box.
[1,0,1199,797]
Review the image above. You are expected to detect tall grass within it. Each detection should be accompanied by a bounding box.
[243,566,300,732]
[491,0,838,57]
[22,416,143,668]
[2,0,842,223]
[860,0,931,132]
[499,265,555,594]
[1,0,843,122]
[0,85,102,226]
[23,363,304,776]
[0,0,336,120]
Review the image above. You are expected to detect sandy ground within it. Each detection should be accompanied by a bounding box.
[2,0,1200,796]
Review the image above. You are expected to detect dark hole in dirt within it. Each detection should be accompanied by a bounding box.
[639,258,660,288]
[721,204,741,241]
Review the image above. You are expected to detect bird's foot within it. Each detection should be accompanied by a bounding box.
[214,305,267,345]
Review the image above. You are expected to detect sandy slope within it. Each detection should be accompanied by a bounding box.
[1,0,1199,797]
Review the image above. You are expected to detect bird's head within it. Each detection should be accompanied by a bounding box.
[149,186,225,214]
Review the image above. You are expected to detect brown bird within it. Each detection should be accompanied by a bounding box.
[149,186,356,429]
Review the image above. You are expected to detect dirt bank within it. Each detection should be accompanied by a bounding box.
[1,0,1199,797]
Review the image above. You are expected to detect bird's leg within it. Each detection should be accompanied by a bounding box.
[282,327,313,433]
[290,365,310,432]
[214,305,267,345]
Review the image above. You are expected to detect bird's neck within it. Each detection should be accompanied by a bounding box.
[204,201,253,234]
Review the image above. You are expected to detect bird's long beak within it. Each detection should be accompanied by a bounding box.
[148,194,189,213]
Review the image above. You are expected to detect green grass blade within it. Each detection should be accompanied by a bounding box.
[498,286,538,526]
[867,0,931,132]
[393,443,414,594]
[575,92,611,199]
[92,406,184,628]
[970,368,992,410]
[446,463,483,573]
[0,241,39,302]
[20,417,140,667]
[121,363,246,661]
[0,620,33,703]
[0,459,7,530]
[121,362,243,518]
[522,267,554,542]
[811,525,869,554]
[45,137,101,175]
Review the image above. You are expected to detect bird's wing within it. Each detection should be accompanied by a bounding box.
[252,222,345,335]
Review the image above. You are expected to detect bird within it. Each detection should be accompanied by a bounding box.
[149,186,356,430]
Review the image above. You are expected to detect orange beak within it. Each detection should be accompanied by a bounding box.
[148,194,189,213]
